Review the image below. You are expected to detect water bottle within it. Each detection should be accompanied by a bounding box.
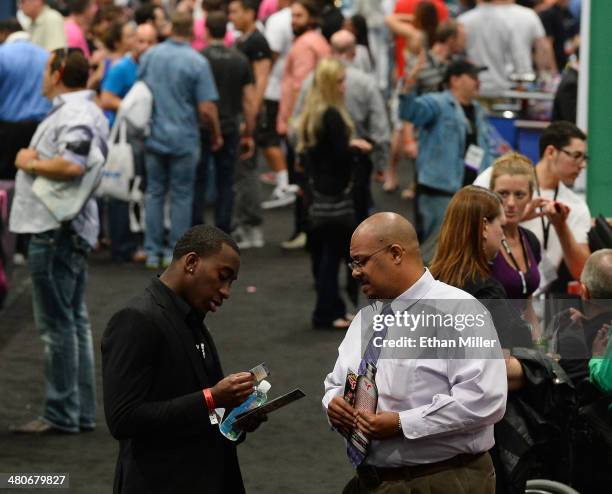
[349,362,378,455]
[219,380,271,441]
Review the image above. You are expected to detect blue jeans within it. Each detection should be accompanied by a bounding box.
[417,192,452,243]
[192,130,239,233]
[144,149,200,261]
[27,229,95,432]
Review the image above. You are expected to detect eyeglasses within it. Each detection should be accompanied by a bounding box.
[347,244,391,271]
[559,148,589,163]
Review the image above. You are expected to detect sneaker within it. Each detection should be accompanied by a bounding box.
[250,226,265,248]
[235,226,265,249]
[259,171,277,186]
[232,226,250,249]
[281,231,307,250]
[261,185,297,209]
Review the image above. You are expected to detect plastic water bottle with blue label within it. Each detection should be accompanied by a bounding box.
[220,380,271,441]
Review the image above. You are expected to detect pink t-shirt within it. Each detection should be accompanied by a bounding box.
[258,0,278,20]
[64,18,90,59]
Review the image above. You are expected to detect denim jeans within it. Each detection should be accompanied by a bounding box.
[193,130,239,233]
[417,192,452,244]
[108,198,138,262]
[27,228,95,432]
[234,151,263,229]
[144,148,200,261]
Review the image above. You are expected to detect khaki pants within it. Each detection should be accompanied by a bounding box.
[343,453,496,494]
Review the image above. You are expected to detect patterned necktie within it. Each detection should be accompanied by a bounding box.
[347,304,393,467]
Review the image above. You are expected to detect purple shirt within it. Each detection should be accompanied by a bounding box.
[491,227,541,300]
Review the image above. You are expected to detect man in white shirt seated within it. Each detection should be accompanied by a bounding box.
[323,212,507,493]
[474,121,591,294]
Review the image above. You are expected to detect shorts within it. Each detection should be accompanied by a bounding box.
[255,99,281,148]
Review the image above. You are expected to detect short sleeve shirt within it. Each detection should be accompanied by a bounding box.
[236,30,272,68]
[202,44,254,135]
[139,39,219,155]
[264,7,293,101]
[101,55,139,127]
[9,90,109,247]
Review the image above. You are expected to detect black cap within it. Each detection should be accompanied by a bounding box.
[443,59,487,83]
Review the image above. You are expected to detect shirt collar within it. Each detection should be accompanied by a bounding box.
[153,278,204,327]
[5,31,30,43]
[390,268,435,311]
[52,89,95,109]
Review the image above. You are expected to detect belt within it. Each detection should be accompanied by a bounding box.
[356,452,486,489]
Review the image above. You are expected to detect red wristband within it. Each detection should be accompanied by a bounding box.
[203,388,215,411]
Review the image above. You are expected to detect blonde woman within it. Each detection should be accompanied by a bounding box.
[489,152,543,337]
[297,58,371,330]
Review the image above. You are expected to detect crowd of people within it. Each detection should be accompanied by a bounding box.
[1,0,610,493]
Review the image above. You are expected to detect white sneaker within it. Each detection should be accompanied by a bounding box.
[261,185,298,209]
[234,226,265,249]
[281,232,307,250]
[250,226,265,248]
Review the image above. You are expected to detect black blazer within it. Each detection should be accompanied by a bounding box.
[101,279,245,494]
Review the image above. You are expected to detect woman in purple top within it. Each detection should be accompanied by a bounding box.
[490,153,542,335]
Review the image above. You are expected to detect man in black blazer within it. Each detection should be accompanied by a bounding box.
[102,225,262,493]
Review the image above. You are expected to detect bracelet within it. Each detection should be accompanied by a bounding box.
[202,388,215,411]
[27,159,36,174]
[397,413,402,435]
[203,388,219,425]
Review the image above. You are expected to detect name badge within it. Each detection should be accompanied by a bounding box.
[464,144,485,172]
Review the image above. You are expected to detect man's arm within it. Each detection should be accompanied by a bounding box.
[102,307,256,440]
[534,36,558,74]
[401,357,507,439]
[198,101,223,150]
[15,149,84,180]
[242,83,257,138]
[252,58,272,114]
[547,202,591,279]
[102,308,212,440]
[398,90,441,128]
[99,91,122,112]
[555,222,590,280]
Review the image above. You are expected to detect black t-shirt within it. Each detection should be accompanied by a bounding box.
[202,44,254,135]
[539,5,579,70]
[461,103,478,186]
[235,29,272,71]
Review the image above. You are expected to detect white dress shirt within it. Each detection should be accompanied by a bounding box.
[322,269,507,467]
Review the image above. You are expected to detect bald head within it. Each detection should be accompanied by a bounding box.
[350,213,423,299]
[581,249,612,299]
[330,29,357,61]
[135,23,157,59]
[353,213,419,253]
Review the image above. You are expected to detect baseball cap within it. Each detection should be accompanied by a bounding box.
[443,59,487,83]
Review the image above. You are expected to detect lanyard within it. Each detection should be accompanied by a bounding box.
[501,236,529,295]
[534,172,559,251]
